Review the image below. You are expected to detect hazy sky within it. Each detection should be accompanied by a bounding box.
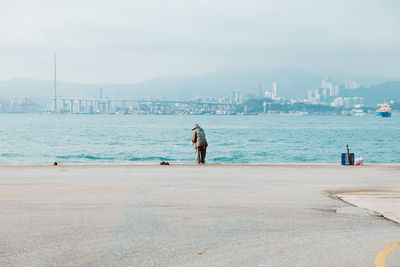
[1,0,399,83]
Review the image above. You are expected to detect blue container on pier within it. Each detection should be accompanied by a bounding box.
[341,153,354,165]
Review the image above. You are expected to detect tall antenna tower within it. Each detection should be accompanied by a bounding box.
[52,52,57,113]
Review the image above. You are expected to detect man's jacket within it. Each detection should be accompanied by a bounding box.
[192,128,208,148]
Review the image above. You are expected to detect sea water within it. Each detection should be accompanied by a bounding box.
[0,114,399,164]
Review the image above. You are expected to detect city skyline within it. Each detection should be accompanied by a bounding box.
[1,75,397,115]
[0,65,393,100]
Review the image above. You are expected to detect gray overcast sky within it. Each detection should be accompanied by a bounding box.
[0,0,399,83]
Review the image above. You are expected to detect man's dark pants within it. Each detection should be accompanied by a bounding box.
[196,146,207,164]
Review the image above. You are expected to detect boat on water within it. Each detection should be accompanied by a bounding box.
[376,102,392,117]
[334,111,351,116]
[351,109,365,116]
[286,111,309,116]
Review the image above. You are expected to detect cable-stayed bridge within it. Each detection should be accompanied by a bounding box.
[52,97,238,114]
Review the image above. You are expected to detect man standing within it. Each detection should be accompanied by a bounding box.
[192,124,208,164]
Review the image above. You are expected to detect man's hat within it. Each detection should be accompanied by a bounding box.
[192,124,199,130]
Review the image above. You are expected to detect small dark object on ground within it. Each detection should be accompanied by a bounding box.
[160,161,170,165]
[53,162,58,166]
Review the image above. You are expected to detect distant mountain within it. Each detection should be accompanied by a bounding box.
[1,69,397,101]
[0,78,119,99]
[341,81,400,104]
[317,72,393,87]
[0,68,322,100]
[126,68,323,99]
[0,78,52,98]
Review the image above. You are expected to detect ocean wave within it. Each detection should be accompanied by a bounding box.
[254,151,269,157]
[56,154,117,160]
[124,156,175,162]
[248,139,263,142]
[0,153,23,157]
[212,154,244,163]
[108,142,125,145]
[55,154,176,162]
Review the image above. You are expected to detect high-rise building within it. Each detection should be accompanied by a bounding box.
[272,82,278,98]
[322,79,333,90]
[322,78,342,97]
[329,87,334,97]
[307,90,313,101]
[334,85,340,96]
[322,88,327,98]
[314,89,320,100]
[344,80,360,90]
[232,91,241,104]
[253,83,263,98]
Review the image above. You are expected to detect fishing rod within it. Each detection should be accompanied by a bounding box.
[346,144,352,165]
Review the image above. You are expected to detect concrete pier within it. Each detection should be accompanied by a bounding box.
[1,164,399,266]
